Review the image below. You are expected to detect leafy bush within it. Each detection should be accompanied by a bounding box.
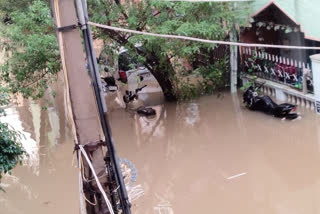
[0,87,25,190]
[0,0,60,99]
[177,57,229,100]
[0,123,25,180]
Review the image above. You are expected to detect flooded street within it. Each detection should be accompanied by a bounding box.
[111,93,320,214]
[0,81,79,214]
[2,89,320,214]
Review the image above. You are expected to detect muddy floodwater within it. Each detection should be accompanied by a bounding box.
[2,91,320,214]
[0,82,79,214]
[112,93,320,214]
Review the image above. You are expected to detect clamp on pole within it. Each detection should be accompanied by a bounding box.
[55,24,78,32]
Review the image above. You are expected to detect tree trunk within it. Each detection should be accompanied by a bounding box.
[98,43,177,101]
[144,53,177,102]
[150,67,177,102]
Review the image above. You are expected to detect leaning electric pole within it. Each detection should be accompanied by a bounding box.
[50,0,131,213]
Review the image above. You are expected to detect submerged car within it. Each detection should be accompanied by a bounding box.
[118,47,152,83]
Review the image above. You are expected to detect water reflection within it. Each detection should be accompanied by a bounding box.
[0,84,78,214]
[0,107,39,175]
[47,106,60,147]
[2,88,320,214]
[183,103,200,126]
[111,93,320,214]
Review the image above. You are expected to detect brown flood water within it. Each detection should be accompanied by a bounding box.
[111,93,320,214]
[0,81,79,214]
[2,89,320,214]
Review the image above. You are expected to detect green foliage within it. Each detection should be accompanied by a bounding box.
[0,0,31,16]
[197,57,229,92]
[88,0,252,99]
[240,50,259,91]
[240,76,257,91]
[0,87,25,187]
[177,81,201,100]
[247,51,258,73]
[0,0,60,99]
[177,57,229,100]
[0,122,25,181]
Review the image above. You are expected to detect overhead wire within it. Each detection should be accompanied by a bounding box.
[78,150,89,214]
[78,2,317,213]
[88,21,320,50]
[79,145,115,214]
[160,0,252,2]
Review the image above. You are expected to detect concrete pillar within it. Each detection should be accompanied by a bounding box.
[229,27,238,93]
[310,54,320,114]
[292,96,296,104]
[296,97,301,106]
[302,69,310,95]
[263,87,267,94]
[306,100,310,109]
[275,88,287,102]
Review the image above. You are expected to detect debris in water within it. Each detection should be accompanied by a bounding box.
[227,172,247,180]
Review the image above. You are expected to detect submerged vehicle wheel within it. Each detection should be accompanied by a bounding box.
[285,113,299,120]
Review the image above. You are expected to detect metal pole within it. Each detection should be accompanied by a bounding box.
[75,0,86,29]
[230,2,238,93]
[50,0,109,213]
[75,1,131,213]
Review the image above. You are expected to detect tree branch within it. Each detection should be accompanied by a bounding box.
[21,70,50,89]
[113,0,128,20]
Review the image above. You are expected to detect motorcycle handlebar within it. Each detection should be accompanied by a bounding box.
[135,85,147,93]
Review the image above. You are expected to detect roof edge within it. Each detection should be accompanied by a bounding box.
[250,1,320,42]
[251,1,301,27]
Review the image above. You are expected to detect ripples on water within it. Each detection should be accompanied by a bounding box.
[2,89,320,214]
[0,84,78,214]
[110,93,320,214]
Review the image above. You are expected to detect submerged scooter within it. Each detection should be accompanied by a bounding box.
[243,83,299,120]
[101,76,118,92]
[123,85,156,117]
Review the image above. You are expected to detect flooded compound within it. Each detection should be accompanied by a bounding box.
[2,89,320,214]
[110,93,320,214]
[0,80,79,214]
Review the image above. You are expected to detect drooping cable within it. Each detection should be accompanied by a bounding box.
[79,145,115,214]
[89,22,320,50]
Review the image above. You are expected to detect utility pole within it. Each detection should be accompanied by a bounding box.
[75,0,131,213]
[50,0,131,213]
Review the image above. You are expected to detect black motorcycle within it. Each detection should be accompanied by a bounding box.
[123,85,156,117]
[243,84,298,120]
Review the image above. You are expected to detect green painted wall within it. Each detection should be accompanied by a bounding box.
[252,0,320,40]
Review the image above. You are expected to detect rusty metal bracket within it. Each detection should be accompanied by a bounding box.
[74,140,105,154]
